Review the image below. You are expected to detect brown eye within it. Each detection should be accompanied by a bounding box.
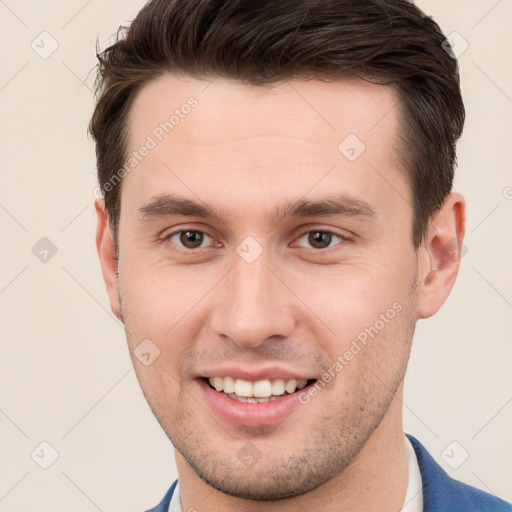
[297,230,345,250]
[180,230,204,248]
[166,230,214,249]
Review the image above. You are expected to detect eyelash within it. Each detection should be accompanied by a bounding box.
[162,227,348,251]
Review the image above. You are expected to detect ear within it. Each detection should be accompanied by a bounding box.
[94,199,123,322]
[416,192,466,319]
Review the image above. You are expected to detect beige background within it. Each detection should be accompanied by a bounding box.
[0,0,511,510]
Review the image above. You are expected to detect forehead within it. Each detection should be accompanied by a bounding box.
[127,73,401,155]
[121,73,408,226]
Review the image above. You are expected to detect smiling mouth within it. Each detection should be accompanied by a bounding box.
[203,376,317,403]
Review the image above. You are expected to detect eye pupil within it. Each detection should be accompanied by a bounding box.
[308,231,332,249]
[180,230,203,248]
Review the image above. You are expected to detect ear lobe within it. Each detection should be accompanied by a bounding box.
[94,199,123,322]
[416,192,466,319]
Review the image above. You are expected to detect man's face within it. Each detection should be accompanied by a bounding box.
[108,75,422,499]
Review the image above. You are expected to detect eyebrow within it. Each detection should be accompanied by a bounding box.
[137,193,378,224]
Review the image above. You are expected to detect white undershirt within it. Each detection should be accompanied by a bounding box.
[402,434,424,512]
[168,435,423,512]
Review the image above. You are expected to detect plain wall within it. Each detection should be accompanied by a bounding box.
[0,0,510,510]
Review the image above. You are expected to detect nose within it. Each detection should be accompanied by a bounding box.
[210,253,296,349]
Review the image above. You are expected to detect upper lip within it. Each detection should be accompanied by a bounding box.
[195,365,317,382]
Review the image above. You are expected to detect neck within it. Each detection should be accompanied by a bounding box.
[176,384,409,512]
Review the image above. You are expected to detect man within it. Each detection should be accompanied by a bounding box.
[90,1,511,511]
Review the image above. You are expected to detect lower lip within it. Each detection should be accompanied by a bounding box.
[196,379,309,428]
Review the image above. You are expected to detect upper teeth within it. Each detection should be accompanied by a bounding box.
[208,377,308,398]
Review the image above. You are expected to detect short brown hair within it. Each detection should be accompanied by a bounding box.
[89,0,464,254]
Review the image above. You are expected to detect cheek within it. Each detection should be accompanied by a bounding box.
[118,260,218,349]
[289,260,414,342]
[317,299,414,413]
